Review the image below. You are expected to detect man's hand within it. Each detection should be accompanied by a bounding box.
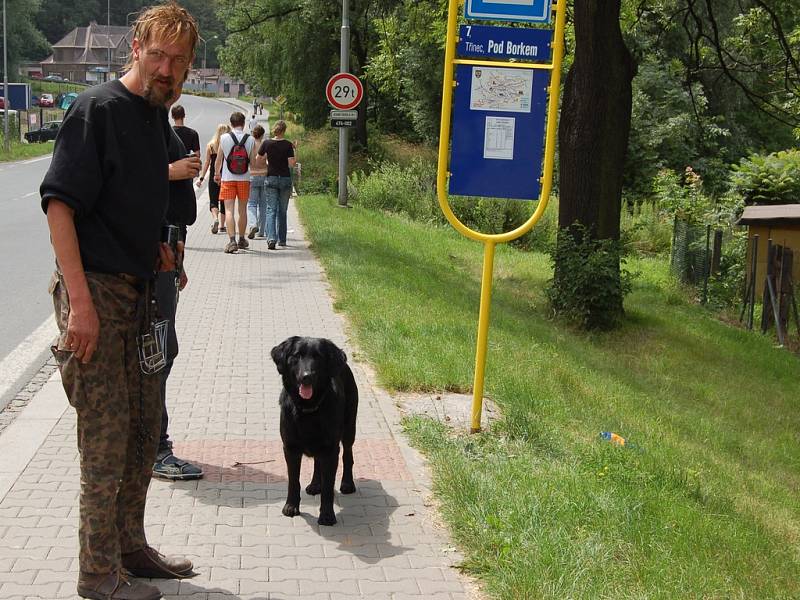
[179,266,188,291]
[169,154,202,181]
[157,242,177,272]
[65,299,100,364]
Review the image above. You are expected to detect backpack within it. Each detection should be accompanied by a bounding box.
[225,133,250,175]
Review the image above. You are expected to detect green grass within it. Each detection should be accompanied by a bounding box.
[0,139,53,162]
[297,194,800,599]
[25,78,88,96]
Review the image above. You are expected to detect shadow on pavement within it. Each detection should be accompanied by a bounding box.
[170,472,412,565]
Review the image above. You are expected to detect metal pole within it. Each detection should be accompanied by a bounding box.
[471,241,496,432]
[107,0,111,81]
[337,0,350,207]
[3,0,8,153]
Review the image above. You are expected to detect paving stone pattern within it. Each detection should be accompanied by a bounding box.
[0,198,474,599]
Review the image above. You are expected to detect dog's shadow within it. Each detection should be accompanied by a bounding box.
[296,478,414,564]
[175,466,412,565]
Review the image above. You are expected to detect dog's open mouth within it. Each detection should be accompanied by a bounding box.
[299,383,313,400]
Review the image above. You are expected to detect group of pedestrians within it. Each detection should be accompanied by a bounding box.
[196,111,296,253]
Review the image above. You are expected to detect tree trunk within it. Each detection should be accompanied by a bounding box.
[552,0,635,328]
[557,0,635,239]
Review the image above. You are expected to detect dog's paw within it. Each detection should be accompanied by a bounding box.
[282,503,301,517]
[305,482,321,496]
[340,480,356,494]
[317,510,337,526]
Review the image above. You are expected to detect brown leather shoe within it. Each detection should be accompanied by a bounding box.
[77,570,162,600]
[122,546,193,579]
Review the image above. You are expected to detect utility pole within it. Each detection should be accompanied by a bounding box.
[3,0,8,153]
[107,0,111,81]
[337,0,350,207]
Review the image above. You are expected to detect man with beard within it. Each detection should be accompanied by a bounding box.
[40,4,199,599]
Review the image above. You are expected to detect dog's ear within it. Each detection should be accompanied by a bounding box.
[271,337,299,374]
[322,339,348,375]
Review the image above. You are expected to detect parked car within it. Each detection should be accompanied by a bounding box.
[38,93,54,107]
[31,95,39,107]
[24,120,61,143]
[0,97,4,109]
[43,74,64,82]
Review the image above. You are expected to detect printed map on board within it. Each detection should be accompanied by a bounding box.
[469,67,533,113]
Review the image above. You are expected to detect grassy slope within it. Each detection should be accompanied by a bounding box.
[297,194,800,599]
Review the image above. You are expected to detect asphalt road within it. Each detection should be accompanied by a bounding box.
[0,92,252,407]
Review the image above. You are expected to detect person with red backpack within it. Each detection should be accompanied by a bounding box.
[214,111,255,253]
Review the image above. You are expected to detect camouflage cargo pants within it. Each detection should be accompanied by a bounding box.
[50,271,162,575]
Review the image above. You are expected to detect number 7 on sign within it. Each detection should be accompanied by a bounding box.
[325,72,364,111]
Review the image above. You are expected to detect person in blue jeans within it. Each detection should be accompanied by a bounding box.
[255,120,296,249]
[246,125,267,239]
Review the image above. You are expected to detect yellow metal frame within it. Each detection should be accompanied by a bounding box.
[436,0,567,432]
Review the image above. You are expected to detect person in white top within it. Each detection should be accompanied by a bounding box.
[248,113,258,133]
[214,111,256,253]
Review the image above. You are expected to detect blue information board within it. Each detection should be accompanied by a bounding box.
[0,84,31,110]
[458,25,552,62]
[465,0,553,24]
[449,65,548,200]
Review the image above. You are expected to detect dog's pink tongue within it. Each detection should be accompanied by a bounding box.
[299,383,313,400]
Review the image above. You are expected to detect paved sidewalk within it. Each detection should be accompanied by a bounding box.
[0,195,474,599]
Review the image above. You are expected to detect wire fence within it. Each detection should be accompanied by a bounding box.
[670,218,711,286]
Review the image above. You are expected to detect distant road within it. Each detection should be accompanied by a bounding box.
[0,92,252,408]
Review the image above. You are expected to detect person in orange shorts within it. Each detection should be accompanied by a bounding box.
[214,111,255,253]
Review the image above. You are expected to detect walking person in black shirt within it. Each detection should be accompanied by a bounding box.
[255,120,296,249]
[151,89,204,482]
[40,4,199,599]
[170,103,200,156]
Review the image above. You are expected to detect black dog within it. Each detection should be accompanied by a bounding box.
[270,336,358,526]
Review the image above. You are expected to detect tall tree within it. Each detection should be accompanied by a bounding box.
[5,0,51,72]
[216,0,404,148]
[551,0,635,327]
[558,0,635,239]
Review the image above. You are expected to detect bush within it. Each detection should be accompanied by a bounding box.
[620,201,673,256]
[296,129,340,194]
[350,158,440,223]
[707,229,747,309]
[654,166,713,225]
[730,149,800,205]
[348,157,555,245]
[547,224,634,330]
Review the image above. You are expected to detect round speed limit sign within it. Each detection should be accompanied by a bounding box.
[326,73,363,110]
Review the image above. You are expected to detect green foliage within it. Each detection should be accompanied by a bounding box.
[366,0,447,141]
[707,229,748,309]
[299,197,800,598]
[619,201,673,256]
[653,166,714,225]
[5,0,50,70]
[349,159,439,223]
[624,59,732,200]
[347,153,554,248]
[548,224,633,330]
[730,149,800,205]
